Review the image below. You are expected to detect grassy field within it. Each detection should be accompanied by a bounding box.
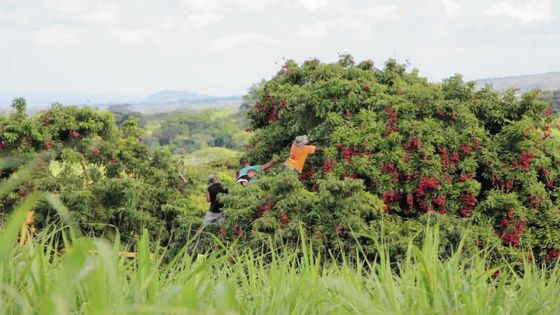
[2,200,560,315]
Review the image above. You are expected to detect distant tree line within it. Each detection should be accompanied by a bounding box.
[541,89,560,112]
[107,105,250,155]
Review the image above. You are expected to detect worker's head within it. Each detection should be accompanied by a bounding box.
[208,174,218,184]
[294,135,309,147]
[239,157,249,167]
[247,168,257,178]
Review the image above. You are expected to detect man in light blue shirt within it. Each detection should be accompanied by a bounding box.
[236,157,276,184]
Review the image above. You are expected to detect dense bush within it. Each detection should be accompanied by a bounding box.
[0,100,197,247]
[219,56,560,264]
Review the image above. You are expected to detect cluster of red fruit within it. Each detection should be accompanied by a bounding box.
[546,248,560,263]
[383,105,399,137]
[22,136,33,146]
[218,227,226,237]
[335,224,346,236]
[299,169,315,181]
[404,136,420,151]
[459,192,476,217]
[512,151,535,172]
[383,190,400,213]
[435,110,457,121]
[497,209,525,246]
[380,162,401,183]
[540,166,554,188]
[459,173,474,182]
[437,147,460,169]
[491,173,515,191]
[253,95,287,123]
[543,105,554,117]
[527,194,545,210]
[257,197,274,217]
[336,144,371,162]
[432,195,447,208]
[280,62,292,76]
[544,124,552,138]
[70,130,81,139]
[322,159,335,173]
[42,111,51,126]
[418,196,448,214]
[415,177,439,197]
[232,224,244,237]
[278,209,290,225]
[218,225,244,238]
[17,187,28,197]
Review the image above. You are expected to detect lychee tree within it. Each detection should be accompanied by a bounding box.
[0,101,197,249]
[221,56,560,264]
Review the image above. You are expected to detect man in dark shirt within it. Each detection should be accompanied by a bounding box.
[203,175,228,225]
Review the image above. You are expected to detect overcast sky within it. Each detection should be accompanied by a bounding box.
[1,0,559,97]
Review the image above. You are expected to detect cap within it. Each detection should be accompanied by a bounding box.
[295,135,309,146]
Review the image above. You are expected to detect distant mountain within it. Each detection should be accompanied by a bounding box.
[475,72,560,111]
[144,90,211,104]
[476,72,560,93]
[0,89,242,113]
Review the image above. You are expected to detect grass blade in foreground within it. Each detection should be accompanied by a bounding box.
[1,222,560,314]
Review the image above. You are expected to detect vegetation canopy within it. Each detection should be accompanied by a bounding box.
[0,100,198,248]
[220,55,560,264]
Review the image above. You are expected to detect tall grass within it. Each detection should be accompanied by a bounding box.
[1,198,559,315]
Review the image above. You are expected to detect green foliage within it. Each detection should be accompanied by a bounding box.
[221,56,560,263]
[2,206,560,314]
[0,102,197,249]
[107,104,145,127]
[1,160,559,313]
[10,97,27,115]
[142,107,249,154]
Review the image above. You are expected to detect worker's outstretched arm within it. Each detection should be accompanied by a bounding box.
[262,160,277,171]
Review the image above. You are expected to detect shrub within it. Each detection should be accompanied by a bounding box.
[220,56,560,264]
[0,102,196,249]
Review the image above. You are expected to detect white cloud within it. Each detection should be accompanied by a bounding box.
[33,28,78,46]
[359,4,399,19]
[184,0,222,12]
[47,0,88,13]
[110,30,149,45]
[160,17,178,32]
[85,5,121,26]
[483,0,555,24]
[331,3,399,37]
[1,0,559,97]
[235,0,277,10]
[207,33,277,50]
[187,13,224,30]
[298,20,329,42]
[441,0,460,17]
[299,0,328,10]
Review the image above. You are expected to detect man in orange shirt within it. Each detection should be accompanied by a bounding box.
[283,135,318,174]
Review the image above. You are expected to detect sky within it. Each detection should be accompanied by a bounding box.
[1,0,559,98]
